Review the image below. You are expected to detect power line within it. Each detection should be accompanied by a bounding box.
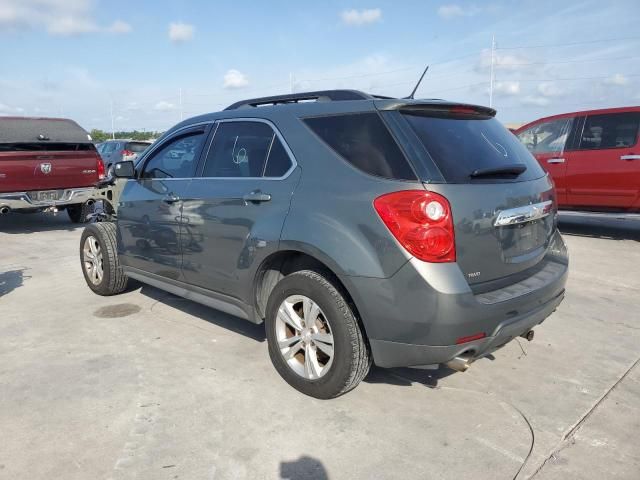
[496,54,640,67]
[508,73,640,82]
[497,35,640,50]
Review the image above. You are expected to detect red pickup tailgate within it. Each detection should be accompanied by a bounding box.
[0,149,102,193]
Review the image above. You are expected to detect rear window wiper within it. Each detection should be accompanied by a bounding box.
[470,163,527,178]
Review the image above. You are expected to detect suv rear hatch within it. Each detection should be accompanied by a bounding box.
[387,103,557,286]
[0,117,102,193]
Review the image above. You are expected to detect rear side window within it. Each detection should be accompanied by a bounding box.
[0,143,95,152]
[127,142,150,153]
[403,113,545,183]
[517,118,574,154]
[304,113,416,180]
[579,112,640,150]
[203,122,274,178]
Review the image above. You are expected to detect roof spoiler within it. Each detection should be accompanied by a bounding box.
[379,100,496,117]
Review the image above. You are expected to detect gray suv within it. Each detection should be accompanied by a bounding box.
[80,90,568,399]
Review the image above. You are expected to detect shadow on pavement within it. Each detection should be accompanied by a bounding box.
[0,212,82,234]
[0,268,30,297]
[139,284,266,342]
[558,216,640,241]
[365,365,457,388]
[280,456,329,480]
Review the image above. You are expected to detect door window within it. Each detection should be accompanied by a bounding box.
[517,118,573,154]
[578,112,640,150]
[141,131,205,179]
[202,121,292,178]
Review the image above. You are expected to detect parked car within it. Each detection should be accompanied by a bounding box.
[0,117,104,222]
[515,106,640,213]
[98,139,152,171]
[79,90,568,398]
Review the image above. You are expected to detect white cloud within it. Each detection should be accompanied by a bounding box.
[438,4,481,19]
[341,8,382,26]
[155,101,176,111]
[521,96,550,107]
[537,82,564,97]
[478,50,530,71]
[223,69,249,89]
[493,81,520,95]
[603,73,629,86]
[0,0,131,36]
[106,20,132,34]
[169,22,194,43]
[0,102,25,115]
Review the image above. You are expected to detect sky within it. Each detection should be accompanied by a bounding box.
[0,0,639,132]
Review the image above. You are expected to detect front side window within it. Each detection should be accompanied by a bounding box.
[304,113,416,180]
[579,112,640,150]
[202,121,289,178]
[517,118,573,154]
[141,131,205,179]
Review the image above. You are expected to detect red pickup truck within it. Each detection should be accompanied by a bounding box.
[515,106,640,214]
[0,117,104,222]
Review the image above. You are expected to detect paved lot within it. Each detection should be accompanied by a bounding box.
[1,213,639,480]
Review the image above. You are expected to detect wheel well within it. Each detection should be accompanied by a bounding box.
[254,251,368,339]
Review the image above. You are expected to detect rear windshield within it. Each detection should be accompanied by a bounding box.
[126,142,151,153]
[0,143,96,152]
[402,112,545,183]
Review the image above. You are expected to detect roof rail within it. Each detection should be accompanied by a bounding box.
[224,89,374,110]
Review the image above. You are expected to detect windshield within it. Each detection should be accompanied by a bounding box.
[402,112,545,183]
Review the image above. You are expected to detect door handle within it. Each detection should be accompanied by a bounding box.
[163,193,180,204]
[547,158,565,164]
[620,154,640,161]
[242,191,271,203]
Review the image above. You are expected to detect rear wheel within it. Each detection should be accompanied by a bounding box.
[265,270,371,399]
[67,202,92,223]
[80,222,128,295]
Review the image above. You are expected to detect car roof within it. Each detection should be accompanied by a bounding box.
[515,105,640,133]
[165,89,495,138]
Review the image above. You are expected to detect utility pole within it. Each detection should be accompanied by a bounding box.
[179,88,183,121]
[289,72,294,94]
[110,100,115,140]
[489,34,496,108]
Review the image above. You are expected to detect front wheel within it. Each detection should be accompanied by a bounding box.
[80,222,128,295]
[265,270,371,399]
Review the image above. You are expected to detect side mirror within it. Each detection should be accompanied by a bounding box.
[113,160,135,178]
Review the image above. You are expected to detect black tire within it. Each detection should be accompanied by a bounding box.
[265,270,371,399]
[67,202,92,223]
[79,222,128,295]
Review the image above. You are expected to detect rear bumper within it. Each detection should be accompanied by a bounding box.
[0,188,96,211]
[344,231,569,368]
[369,289,564,368]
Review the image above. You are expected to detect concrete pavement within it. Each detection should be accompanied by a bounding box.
[1,212,638,480]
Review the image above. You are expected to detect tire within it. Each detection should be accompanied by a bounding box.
[79,222,128,296]
[265,270,371,399]
[67,202,92,223]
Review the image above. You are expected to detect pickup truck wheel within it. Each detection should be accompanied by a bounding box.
[80,222,128,295]
[67,203,92,224]
[265,270,371,399]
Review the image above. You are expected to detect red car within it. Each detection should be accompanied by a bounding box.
[0,117,104,222]
[515,106,640,214]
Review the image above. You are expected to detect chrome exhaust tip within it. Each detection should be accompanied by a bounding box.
[520,330,535,342]
[445,355,472,372]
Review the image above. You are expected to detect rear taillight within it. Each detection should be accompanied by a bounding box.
[96,157,105,180]
[121,149,133,156]
[373,190,456,263]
